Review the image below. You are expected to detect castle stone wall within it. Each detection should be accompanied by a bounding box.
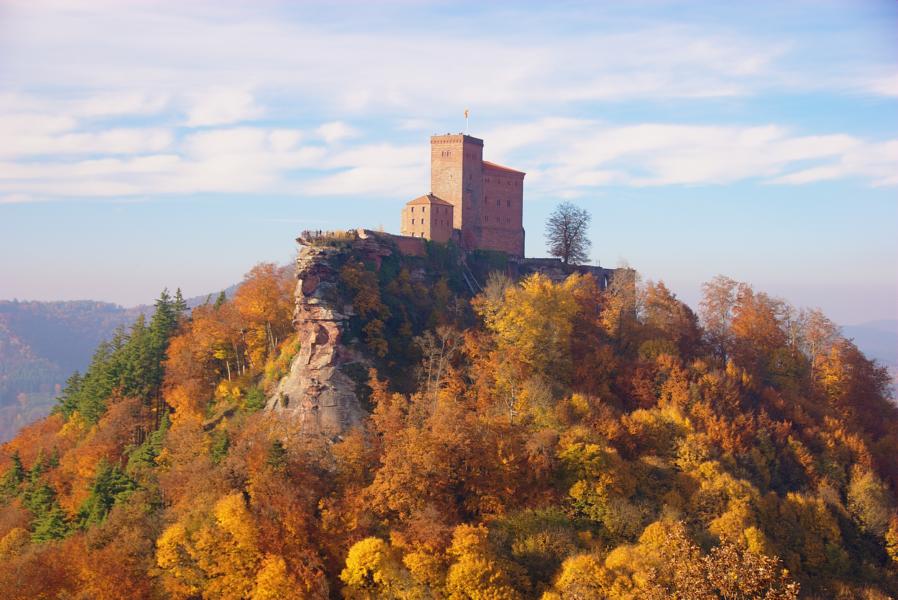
[390,234,428,257]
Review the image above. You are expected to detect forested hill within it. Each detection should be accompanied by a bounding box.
[0,288,240,442]
[0,240,897,599]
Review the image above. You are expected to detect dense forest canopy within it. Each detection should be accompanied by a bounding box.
[0,252,896,599]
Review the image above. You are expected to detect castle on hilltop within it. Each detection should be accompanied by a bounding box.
[401,134,526,257]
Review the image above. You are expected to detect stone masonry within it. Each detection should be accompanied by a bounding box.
[402,134,525,257]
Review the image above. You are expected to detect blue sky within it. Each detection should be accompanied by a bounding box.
[0,0,895,324]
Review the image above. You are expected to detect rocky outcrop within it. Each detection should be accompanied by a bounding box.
[265,231,396,437]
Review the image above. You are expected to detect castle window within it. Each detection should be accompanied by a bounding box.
[507,199,510,207]
[496,199,500,207]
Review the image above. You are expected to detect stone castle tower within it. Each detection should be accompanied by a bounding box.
[401,134,525,257]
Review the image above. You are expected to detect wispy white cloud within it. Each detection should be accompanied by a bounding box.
[865,74,898,98]
[316,121,358,144]
[483,119,898,192]
[771,140,898,186]
[184,88,262,127]
[0,128,173,158]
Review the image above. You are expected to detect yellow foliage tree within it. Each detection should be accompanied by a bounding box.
[445,524,528,600]
[252,554,305,600]
[156,492,262,599]
[541,553,606,600]
[886,515,898,566]
[340,537,419,599]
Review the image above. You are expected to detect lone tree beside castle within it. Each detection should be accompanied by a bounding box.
[545,201,592,265]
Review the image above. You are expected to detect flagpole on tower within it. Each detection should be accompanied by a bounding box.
[464,108,469,134]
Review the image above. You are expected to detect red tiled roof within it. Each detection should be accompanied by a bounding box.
[483,160,525,175]
[405,193,454,206]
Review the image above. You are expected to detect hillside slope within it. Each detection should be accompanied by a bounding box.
[0,238,896,599]
[0,288,240,442]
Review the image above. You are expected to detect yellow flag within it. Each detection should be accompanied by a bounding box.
[464,108,469,119]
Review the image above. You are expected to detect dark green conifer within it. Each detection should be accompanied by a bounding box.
[77,460,136,528]
[173,287,188,314]
[0,451,25,500]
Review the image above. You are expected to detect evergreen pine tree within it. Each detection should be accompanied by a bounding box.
[77,460,136,528]
[23,480,71,543]
[0,451,25,500]
[31,504,70,543]
[150,289,177,342]
[126,413,170,475]
[214,290,227,309]
[173,287,188,314]
[54,371,83,417]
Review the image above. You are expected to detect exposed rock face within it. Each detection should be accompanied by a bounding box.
[265,242,367,437]
[266,230,404,437]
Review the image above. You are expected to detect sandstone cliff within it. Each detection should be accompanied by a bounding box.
[265,231,414,438]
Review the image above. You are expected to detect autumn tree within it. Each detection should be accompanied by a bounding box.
[700,275,739,359]
[545,202,592,265]
[640,280,702,359]
[232,263,294,369]
[445,524,529,600]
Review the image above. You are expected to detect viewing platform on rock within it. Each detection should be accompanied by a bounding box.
[298,228,429,257]
[297,229,360,246]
